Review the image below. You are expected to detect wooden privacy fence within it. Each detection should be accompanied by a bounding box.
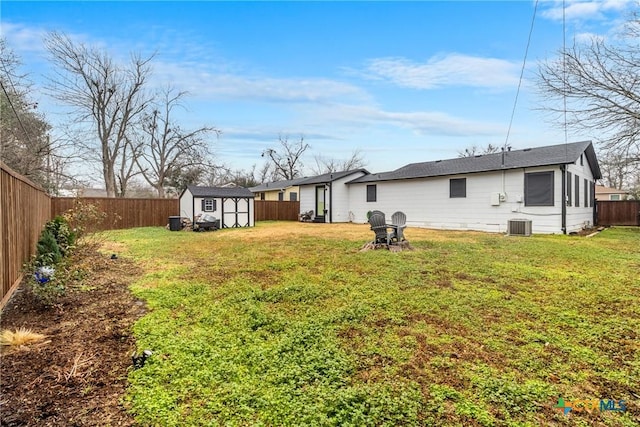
[254,200,300,221]
[1,162,51,308]
[52,197,179,231]
[596,200,640,226]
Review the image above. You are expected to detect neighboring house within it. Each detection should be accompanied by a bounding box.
[595,185,630,201]
[297,169,369,223]
[179,186,255,228]
[249,177,307,201]
[342,141,601,234]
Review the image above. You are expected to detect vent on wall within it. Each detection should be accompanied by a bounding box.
[507,219,532,236]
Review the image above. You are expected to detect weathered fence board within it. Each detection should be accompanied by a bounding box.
[1,162,51,308]
[254,201,300,221]
[596,200,640,226]
[51,197,179,230]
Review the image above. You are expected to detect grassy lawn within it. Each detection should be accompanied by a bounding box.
[106,223,639,426]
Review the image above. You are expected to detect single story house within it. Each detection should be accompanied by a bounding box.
[334,141,600,234]
[595,184,630,201]
[249,177,307,201]
[179,186,255,228]
[297,169,369,223]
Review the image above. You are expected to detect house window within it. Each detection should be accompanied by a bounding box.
[289,192,298,201]
[278,191,284,201]
[202,198,216,212]
[610,194,621,201]
[575,175,580,207]
[580,154,584,166]
[524,171,554,206]
[366,185,377,202]
[450,178,466,198]
[566,172,572,206]
[584,179,588,208]
[260,192,265,200]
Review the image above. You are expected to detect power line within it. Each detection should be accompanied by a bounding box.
[0,79,36,148]
[504,0,539,149]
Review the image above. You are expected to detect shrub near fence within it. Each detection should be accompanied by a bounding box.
[1,162,51,308]
[51,197,180,231]
[254,200,300,221]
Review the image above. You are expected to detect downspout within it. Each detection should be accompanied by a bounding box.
[328,181,333,223]
[560,164,566,234]
[191,193,195,231]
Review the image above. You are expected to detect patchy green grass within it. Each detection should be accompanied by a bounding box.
[108,223,639,426]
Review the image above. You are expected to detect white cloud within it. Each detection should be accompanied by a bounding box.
[306,104,504,137]
[0,22,48,54]
[540,0,631,22]
[152,60,371,104]
[362,54,520,90]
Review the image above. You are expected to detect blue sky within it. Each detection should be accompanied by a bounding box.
[1,1,634,180]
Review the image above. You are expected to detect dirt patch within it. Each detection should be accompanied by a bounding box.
[0,249,144,426]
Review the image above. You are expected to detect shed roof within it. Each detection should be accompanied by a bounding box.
[298,169,369,185]
[349,141,601,184]
[186,186,254,198]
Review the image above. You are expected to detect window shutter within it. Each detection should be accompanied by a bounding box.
[201,199,205,211]
[567,172,572,206]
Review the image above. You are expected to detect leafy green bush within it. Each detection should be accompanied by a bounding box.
[36,228,62,267]
[29,216,78,305]
[45,215,76,256]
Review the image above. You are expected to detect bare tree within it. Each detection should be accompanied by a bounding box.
[256,162,277,183]
[0,38,53,187]
[458,144,501,158]
[262,135,309,180]
[599,150,639,189]
[536,16,640,165]
[311,149,367,174]
[44,31,153,197]
[133,87,218,197]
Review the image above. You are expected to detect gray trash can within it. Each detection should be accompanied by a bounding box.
[169,216,182,231]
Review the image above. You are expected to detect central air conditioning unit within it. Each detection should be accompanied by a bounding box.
[507,219,532,236]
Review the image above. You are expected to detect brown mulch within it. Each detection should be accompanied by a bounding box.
[0,249,145,426]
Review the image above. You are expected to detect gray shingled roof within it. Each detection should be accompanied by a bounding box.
[249,177,308,192]
[349,141,601,184]
[297,169,369,185]
[186,186,254,198]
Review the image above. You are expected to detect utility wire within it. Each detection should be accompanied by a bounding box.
[504,0,539,149]
[563,0,569,162]
[0,79,35,148]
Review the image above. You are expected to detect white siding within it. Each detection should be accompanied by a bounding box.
[565,154,596,232]
[193,196,222,221]
[300,185,316,217]
[179,189,194,220]
[328,171,366,223]
[348,166,565,234]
